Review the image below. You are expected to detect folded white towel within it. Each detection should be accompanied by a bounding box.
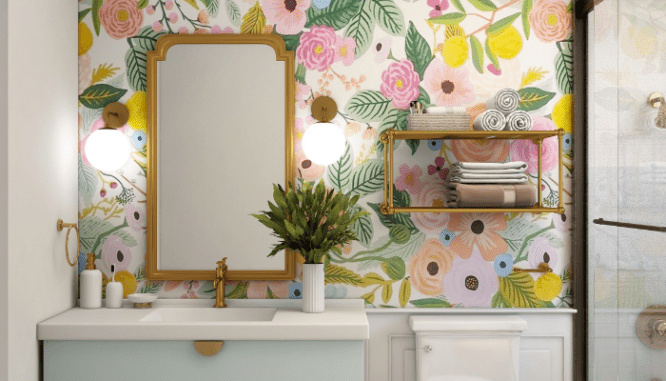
[426,106,468,115]
[472,110,506,131]
[506,110,533,131]
[452,173,528,181]
[486,88,520,115]
[453,168,526,176]
[453,161,528,171]
[450,177,529,184]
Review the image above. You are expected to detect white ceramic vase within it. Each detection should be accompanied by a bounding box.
[302,263,325,313]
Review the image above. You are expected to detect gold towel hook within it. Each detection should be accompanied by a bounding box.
[513,262,552,273]
[57,219,80,267]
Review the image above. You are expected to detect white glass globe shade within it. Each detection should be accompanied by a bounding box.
[302,122,346,166]
[84,129,131,172]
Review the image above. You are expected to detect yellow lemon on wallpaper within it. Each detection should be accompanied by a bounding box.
[621,25,658,59]
[79,22,93,56]
[442,36,469,68]
[552,94,573,133]
[126,91,147,132]
[534,273,562,301]
[488,26,523,60]
[114,270,138,298]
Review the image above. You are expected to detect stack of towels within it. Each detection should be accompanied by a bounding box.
[473,88,533,132]
[407,106,471,131]
[447,161,537,208]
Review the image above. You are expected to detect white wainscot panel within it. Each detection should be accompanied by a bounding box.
[365,309,574,381]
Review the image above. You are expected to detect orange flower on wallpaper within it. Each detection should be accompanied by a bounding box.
[451,139,510,163]
[449,213,508,261]
[408,239,455,295]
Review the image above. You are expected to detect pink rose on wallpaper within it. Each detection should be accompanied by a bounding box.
[408,239,454,295]
[101,235,132,272]
[443,249,499,307]
[79,54,92,95]
[412,181,449,233]
[529,0,572,42]
[510,116,558,175]
[428,0,449,18]
[99,0,144,39]
[334,36,356,66]
[247,281,289,298]
[263,0,311,35]
[380,59,420,110]
[423,59,475,106]
[395,164,425,195]
[295,82,311,109]
[296,25,337,71]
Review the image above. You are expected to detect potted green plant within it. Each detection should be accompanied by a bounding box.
[252,179,368,313]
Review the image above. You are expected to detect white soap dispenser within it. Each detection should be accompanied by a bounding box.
[105,264,123,308]
[80,253,102,309]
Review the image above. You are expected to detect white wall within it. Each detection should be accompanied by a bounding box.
[0,0,8,379]
[6,0,78,379]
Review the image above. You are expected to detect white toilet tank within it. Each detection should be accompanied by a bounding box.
[410,315,528,381]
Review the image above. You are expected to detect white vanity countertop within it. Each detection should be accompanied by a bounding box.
[37,299,368,341]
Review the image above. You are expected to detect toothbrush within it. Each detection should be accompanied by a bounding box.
[111,264,115,282]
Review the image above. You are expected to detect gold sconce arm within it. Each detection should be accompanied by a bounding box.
[57,219,80,267]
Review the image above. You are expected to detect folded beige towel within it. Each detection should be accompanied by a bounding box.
[447,183,536,208]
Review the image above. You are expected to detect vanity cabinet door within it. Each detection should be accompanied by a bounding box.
[43,340,363,381]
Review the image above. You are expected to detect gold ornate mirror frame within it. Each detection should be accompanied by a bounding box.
[145,34,295,281]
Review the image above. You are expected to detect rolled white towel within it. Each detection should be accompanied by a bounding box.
[506,110,533,131]
[486,88,520,115]
[473,110,506,131]
[426,106,467,115]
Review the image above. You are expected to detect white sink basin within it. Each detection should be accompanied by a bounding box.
[140,307,277,322]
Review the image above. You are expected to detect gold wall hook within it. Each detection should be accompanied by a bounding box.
[649,93,665,108]
[194,341,224,356]
[513,262,552,273]
[57,219,80,267]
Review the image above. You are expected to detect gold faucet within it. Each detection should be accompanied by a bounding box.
[213,257,228,308]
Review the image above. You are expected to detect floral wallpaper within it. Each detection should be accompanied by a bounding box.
[78,0,574,308]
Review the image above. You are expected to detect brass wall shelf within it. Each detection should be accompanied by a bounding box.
[379,129,565,215]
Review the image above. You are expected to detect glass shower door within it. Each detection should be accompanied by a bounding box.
[589,0,666,379]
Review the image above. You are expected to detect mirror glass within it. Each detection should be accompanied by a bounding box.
[146,35,294,280]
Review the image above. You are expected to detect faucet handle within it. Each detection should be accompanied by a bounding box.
[217,257,228,267]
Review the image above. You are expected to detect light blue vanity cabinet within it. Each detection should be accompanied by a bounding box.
[43,340,364,381]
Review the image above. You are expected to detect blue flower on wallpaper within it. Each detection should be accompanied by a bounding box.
[289,282,303,299]
[426,140,442,151]
[325,284,348,299]
[78,252,88,274]
[494,254,514,278]
[563,133,572,152]
[312,0,331,10]
[439,229,455,246]
[131,131,147,149]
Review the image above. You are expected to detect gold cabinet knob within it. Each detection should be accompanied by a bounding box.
[194,341,224,356]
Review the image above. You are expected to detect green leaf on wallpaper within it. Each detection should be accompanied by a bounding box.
[91,0,103,35]
[405,21,433,80]
[368,0,405,36]
[295,63,307,84]
[362,291,375,305]
[78,8,92,23]
[381,282,393,304]
[359,272,385,287]
[398,278,410,308]
[428,12,466,25]
[345,90,393,122]
[79,216,114,252]
[406,139,420,155]
[79,84,127,109]
[327,141,353,191]
[125,47,148,92]
[416,86,430,106]
[224,281,250,298]
[349,159,384,196]
[138,281,161,294]
[351,206,374,248]
[137,0,149,10]
[241,1,266,34]
[275,31,303,51]
[517,87,556,111]
[381,256,406,280]
[467,0,497,11]
[491,291,512,308]
[225,0,240,25]
[522,0,533,39]
[499,272,544,308]
[78,156,97,207]
[487,12,521,37]
[129,26,166,52]
[357,232,424,272]
[377,108,409,152]
[305,0,362,30]
[182,0,200,10]
[410,298,452,308]
[470,35,484,74]
[556,40,574,94]
[325,264,363,285]
[485,37,500,70]
[451,0,465,13]
[539,229,565,249]
[344,1,375,57]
